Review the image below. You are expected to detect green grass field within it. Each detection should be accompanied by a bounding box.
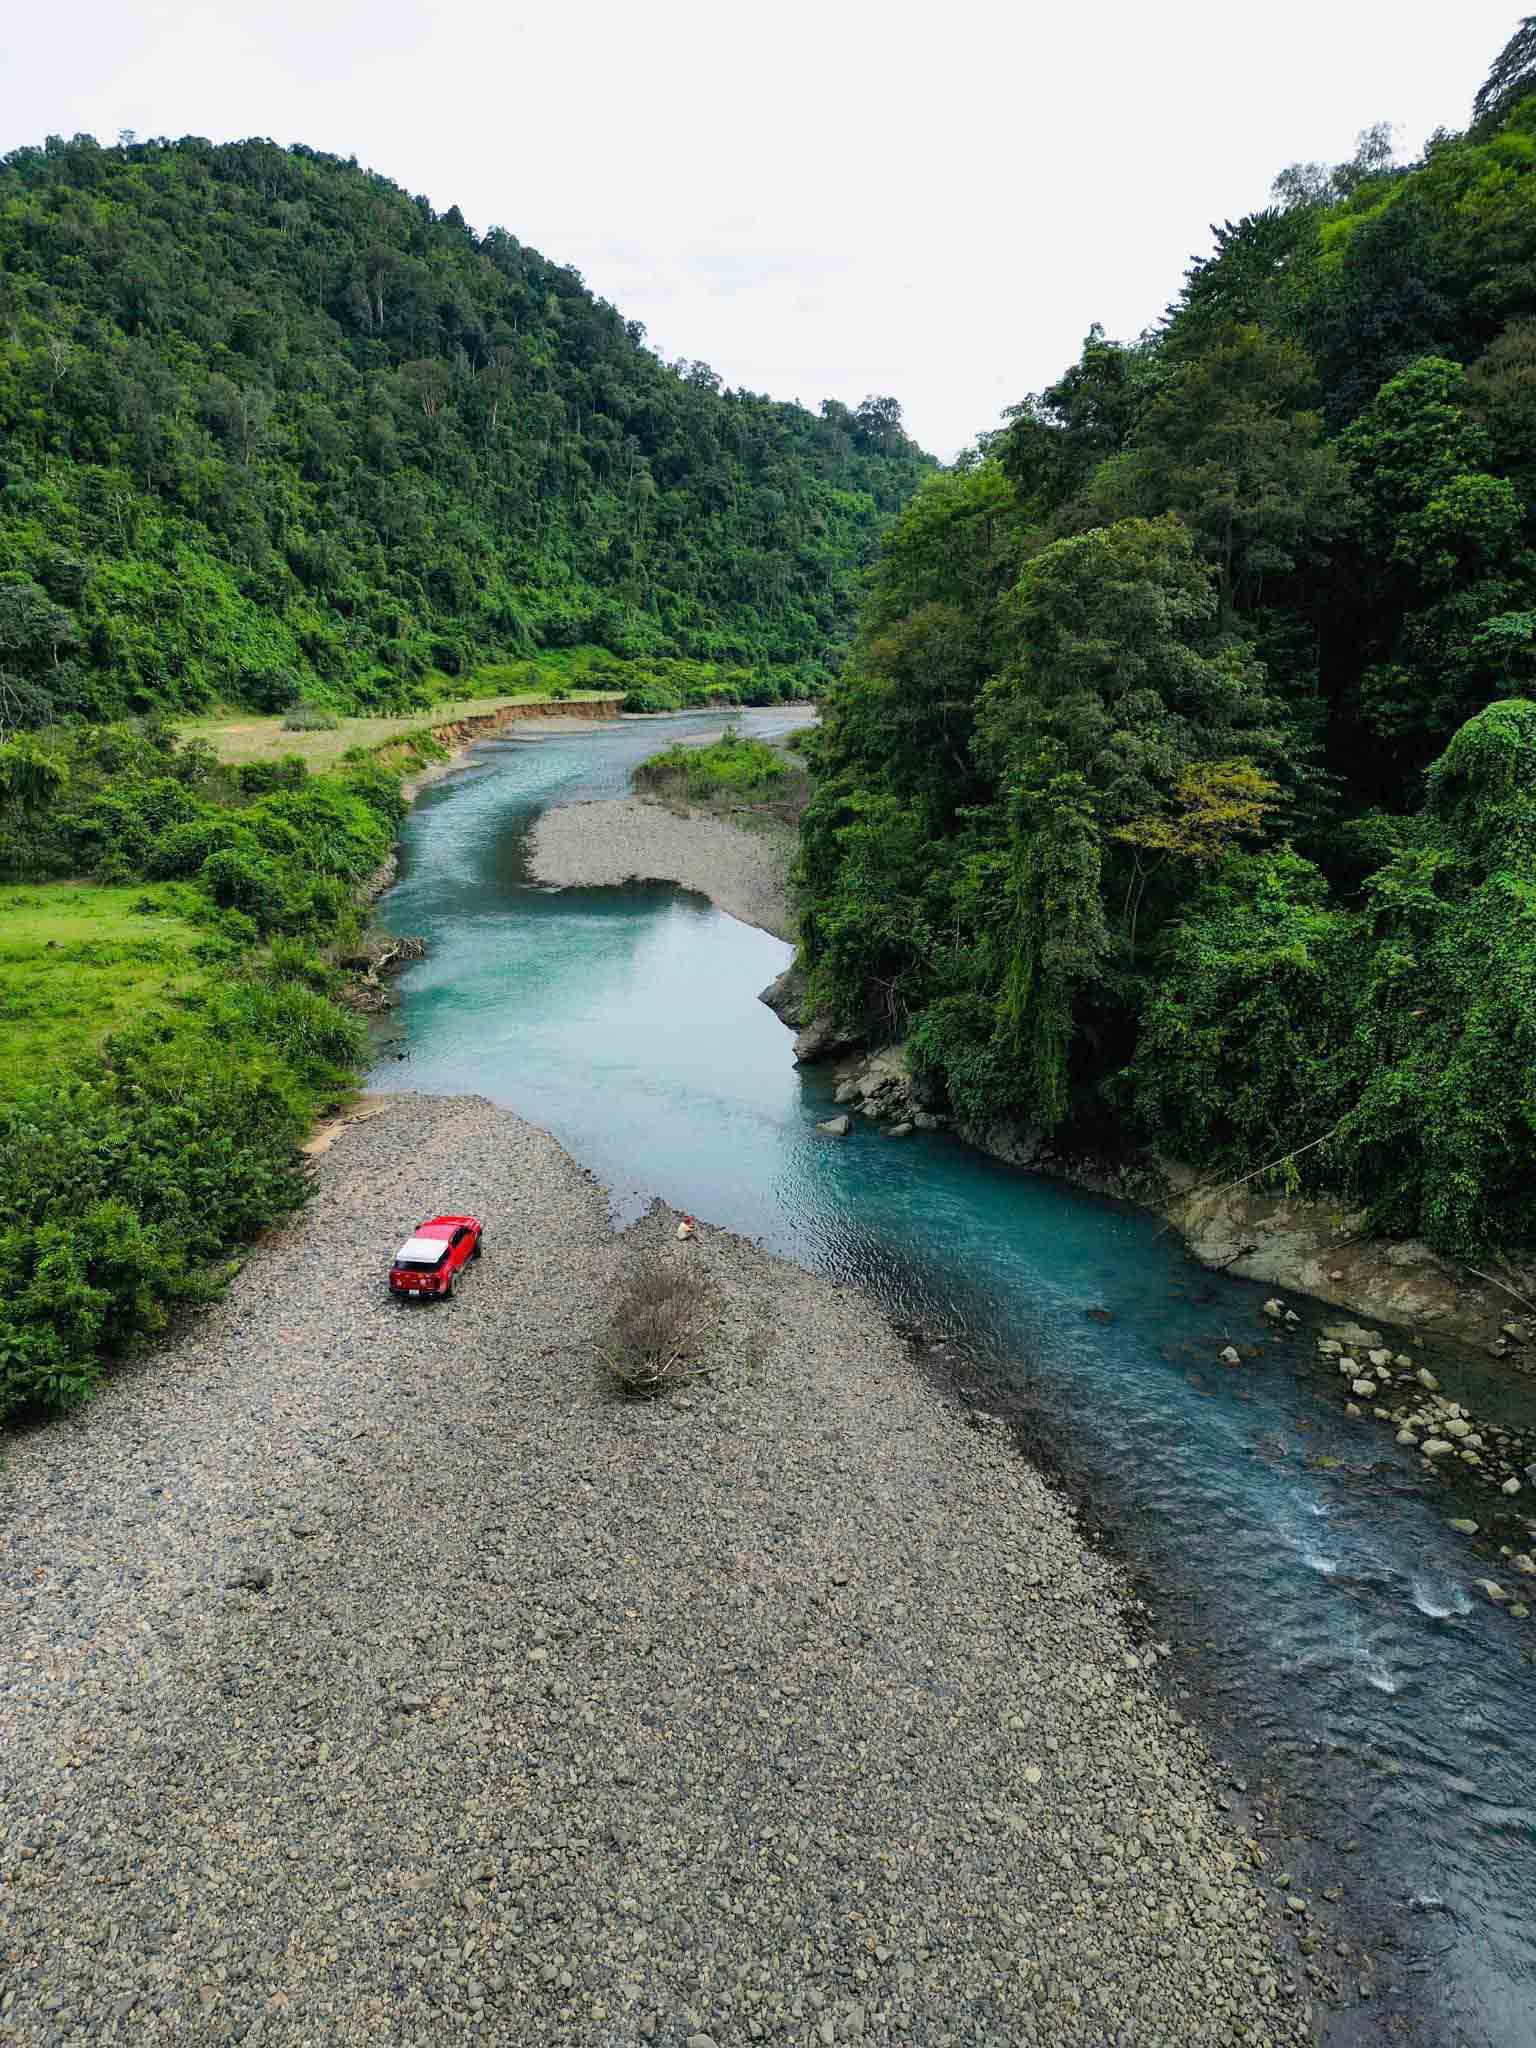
[176,691,621,770]
[0,884,209,1094]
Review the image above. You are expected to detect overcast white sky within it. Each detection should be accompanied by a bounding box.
[1,2,1520,459]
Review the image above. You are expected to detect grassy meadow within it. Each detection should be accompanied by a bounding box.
[0,884,210,1096]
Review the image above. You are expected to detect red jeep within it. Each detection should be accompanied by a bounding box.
[388,1214,483,1301]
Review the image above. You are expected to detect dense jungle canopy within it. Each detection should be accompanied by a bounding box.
[0,133,930,724]
[799,24,1536,1262]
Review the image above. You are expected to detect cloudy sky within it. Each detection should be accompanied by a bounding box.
[2,2,1520,458]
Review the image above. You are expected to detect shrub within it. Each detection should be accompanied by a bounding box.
[235,757,307,794]
[908,993,1037,1126]
[263,936,338,993]
[282,705,341,732]
[242,668,302,713]
[200,845,282,918]
[622,680,683,713]
[146,814,252,879]
[600,1254,717,1395]
[0,995,333,1418]
[0,712,437,1416]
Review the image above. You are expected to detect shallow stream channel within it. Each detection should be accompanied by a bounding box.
[370,710,1536,2047]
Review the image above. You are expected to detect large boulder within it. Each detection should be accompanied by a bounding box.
[793,1013,863,1064]
[759,962,809,1028]
[1322,1323,1385,1349]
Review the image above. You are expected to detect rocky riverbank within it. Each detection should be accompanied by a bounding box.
[767,970,1536,1360]
[0,1093,1316,2047]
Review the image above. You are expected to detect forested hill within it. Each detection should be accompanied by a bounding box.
[799,25,1536,1266]
[0,135,930,722]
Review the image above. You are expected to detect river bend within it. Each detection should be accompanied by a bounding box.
[372,711,1536,2047]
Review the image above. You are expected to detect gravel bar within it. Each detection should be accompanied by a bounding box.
[528,798,794,940]
[1,1093,1310,2047]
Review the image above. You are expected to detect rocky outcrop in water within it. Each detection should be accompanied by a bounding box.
[1162,1169,1536,1353]
[758,962,808,1027]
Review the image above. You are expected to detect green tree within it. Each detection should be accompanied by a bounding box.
[995,763,1110,1126]
[1336,699,1536,1253]
[1113,757,1281,948]
[997,325,1161,517]
[1342,357,1527,765]
[795,59,1536,1277]
[1473,15,1536,129]
[1082,327,1354,613]
[0,135,933,723]
[979,516,1279,829]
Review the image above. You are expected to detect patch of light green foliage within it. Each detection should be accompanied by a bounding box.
[636,728,791,804]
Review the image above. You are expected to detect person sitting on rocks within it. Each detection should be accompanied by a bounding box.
[676,1215,696,1241]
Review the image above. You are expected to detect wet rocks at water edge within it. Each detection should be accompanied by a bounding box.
[792,1012,861,1064]
[336,930,430,1014]
[816,1113,852,1138]
[819,1045,947,1134]
[757,960,808,1028]
[1319,1324,1536,1519]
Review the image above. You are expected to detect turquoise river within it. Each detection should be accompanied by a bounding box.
[371,709,1536,2048]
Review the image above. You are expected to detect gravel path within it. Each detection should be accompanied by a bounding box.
[2,1094,1309,2047]
[528,799,795,941]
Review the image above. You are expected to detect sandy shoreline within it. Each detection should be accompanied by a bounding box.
[529,795,797,942]
[0,1093,1314,2045]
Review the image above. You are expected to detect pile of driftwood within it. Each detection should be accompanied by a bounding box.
[337,932,428,1012]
